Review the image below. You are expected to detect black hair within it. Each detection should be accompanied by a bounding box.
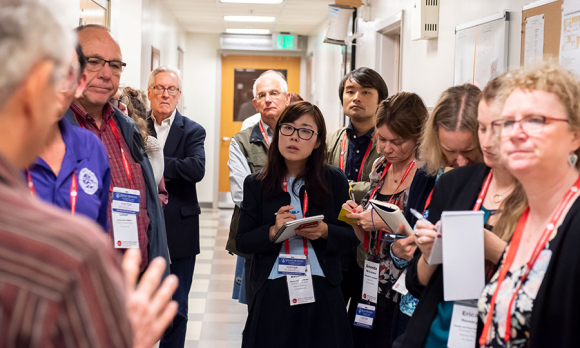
[338,67,389,104]
[76,43,86,72]
[258,101,330,206]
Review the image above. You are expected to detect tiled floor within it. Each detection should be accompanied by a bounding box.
[185,208,245,348]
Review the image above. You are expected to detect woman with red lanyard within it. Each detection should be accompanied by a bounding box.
[390,83,492,347]
[477,64,580,347]
[235,101,354,348]
[340,92,427,347]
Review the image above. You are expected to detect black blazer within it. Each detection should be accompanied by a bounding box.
[395,163,490,348]
[148,111,206,260]
[236,165,355,293]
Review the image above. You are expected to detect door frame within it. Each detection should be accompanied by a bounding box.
[375,11,403,94]
[215,52,303,209]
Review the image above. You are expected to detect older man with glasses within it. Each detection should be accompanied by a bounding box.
[64,24,170,277]
[145,66,206,348]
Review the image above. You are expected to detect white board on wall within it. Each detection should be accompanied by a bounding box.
[454,11,510,88]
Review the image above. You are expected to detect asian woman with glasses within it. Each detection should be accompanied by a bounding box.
[235,101,355,348]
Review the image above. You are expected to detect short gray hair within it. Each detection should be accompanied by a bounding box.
[253,70,288,98]
[148,66,182,90]
[0,0,73,108]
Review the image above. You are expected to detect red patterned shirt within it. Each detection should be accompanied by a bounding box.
[71,102,149,271]
[0,153,132,347]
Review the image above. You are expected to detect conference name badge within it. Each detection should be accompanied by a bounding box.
[278,254,307,276]
[286,265,315,306]
[362,260,380,304]
[353,303,376,329]
[112,187,140,249]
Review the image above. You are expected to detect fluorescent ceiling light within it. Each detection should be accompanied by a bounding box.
[224,16,276,22]
[220,0,284,4]
[226,28,271,34]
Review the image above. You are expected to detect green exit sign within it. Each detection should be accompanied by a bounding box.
[276,35,295,49]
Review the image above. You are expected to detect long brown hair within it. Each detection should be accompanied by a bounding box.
[258,101,330,206]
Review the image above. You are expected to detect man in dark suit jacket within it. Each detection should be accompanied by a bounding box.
[147,66,206,348]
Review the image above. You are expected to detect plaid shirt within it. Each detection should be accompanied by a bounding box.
[71,102,149,271]
[0,153,132,347]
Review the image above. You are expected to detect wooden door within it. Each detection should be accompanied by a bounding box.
[218,55,301,198]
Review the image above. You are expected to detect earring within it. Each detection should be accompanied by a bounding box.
[569,153,578,167]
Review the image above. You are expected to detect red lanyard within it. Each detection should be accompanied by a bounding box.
[27,170,78,215]
[258,121,271,147]
[424,189,434,212]
[339,131,377,182]
[473,170,493,211]
[479,175,580,345]
[364,159,416,254]
[282,177,309,256]
[108,118,134,190]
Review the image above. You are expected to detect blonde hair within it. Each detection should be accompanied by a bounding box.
[498,61,580,167]
[419,84,482,175]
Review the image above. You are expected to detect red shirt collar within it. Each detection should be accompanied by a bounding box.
[70,102,115,128]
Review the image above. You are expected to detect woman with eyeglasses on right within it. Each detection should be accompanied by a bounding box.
[477,63,580,347]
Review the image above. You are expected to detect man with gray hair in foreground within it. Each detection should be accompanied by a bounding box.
[0,1,177,347]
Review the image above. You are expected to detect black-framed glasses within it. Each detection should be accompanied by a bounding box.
[491,115,569,136]
[149,85,180,96]
[85,56,126,75]
[279,124,318,140]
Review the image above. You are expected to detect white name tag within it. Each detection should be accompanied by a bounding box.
[353,303,376,329]
[286,265,315,306]
[447,304,478,348]
[362,260,379,304]
[278,254,307,276]
[392,270,409,295]
[112,187,140,249]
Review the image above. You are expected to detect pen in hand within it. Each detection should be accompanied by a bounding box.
[409,208,427,222]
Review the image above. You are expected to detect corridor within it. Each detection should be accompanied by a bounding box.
[185,208,244,348]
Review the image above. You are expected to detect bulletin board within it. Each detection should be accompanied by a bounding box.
[520,0,563,66]
[454,11,510,88]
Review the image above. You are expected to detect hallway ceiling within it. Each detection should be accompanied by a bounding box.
[161,0,334,35]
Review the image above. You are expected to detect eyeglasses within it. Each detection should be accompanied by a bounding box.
[57,61,81,93]
[256,90,283,101]
[110,95,129,108]
[279,124,318,140]
[149,85,180,96]
[85,56,126,76]
[491,115,569,136]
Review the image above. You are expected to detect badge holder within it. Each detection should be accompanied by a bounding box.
[287,265,315,306]
[111,187,140,248]
[448,300,478,348]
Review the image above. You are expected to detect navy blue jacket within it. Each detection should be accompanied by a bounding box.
[65,107,170,276]
[148,110,206,260]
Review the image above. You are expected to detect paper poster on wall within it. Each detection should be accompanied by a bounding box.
[454,11,510,88]
[560,4,580,75]
[524,15,545,66]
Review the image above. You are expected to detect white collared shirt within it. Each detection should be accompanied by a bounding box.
[228,119,273,206]
[152,109,176,149]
